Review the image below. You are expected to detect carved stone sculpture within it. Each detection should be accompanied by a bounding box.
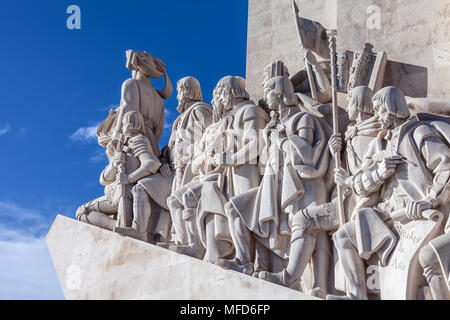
[75,110,121,232]
[110,50,173,157]
[111,110,173,243]
[189,76,270,263]
[216,76,332,282]
[66,12,450,299]
[167,86,231,260]
[419,227,450,300]
[159,76,213,252]
[256,85,380,298]
[330,86,450,300]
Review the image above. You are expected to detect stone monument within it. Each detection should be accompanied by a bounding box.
[47,1,450,300]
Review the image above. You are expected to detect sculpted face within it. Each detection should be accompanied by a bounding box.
[122,118,133,138]
[176,84,187,113]
[220,87,233,111]
[264,87,280,110]
[346,95,358,121]
[212,87,225,122]
[377,100,395,129]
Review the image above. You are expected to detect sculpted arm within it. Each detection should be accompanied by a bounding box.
[191,129,209,175]
[419,135,450,208]
[112,79,141,141]
[351,141,384,197]
[100,163,117,186]
[127,136,161,184]
[304,49,332,103]
[283,114,328,179]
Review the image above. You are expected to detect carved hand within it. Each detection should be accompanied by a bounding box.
[406,200,433,220]
[376,156,404,180]
[113,152,126,168]
[303,48,317,66]
[206,143,215,158]
[328,134,343,155]
[334,167,352,188]
[159,163,172,178]
[214,153,231,167]
[116,172,130,185]
[107,139,119,153]
[270,130,282,147]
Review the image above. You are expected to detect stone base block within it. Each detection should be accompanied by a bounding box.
[46,215,317,300]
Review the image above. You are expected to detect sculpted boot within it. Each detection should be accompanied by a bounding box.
[215,202,254,275]
[419,242,450,300]
[168,209,205,259]
[114,184,151,243]
[310,231,331,299]
[326,225,368,300]
[214,258,255,276]
[157,195,187,249]
[257,232,316,291]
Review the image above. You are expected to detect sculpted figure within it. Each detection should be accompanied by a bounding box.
[160,77,213,248]
[329,86,450,300]
[198,76,269,263]
[77,110,167,243]
[110,50,173,159]
[257,85,380,298]
[261,54,331,109]
[172,77,269,262]
[216,76,332,280]
[166,83,233,260]
[75,109,121,231]
[111,111,173,242]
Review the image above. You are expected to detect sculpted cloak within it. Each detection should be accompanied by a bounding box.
[348,114,450,266]
[196,100,269,248]
[168,102,213,196]
[229,108,332,259]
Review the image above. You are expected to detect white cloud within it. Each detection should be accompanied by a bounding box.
[164,120,173,130]
[90,148,107,163]
[70,123,100,142]
[0,123,11,136]
[0,201,64,299]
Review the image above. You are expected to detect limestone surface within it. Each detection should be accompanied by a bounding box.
[46,215,318,300]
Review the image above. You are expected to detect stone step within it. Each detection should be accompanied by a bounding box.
[46,215,318,300]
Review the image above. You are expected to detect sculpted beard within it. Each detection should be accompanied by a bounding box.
[213,103,224,122]
[176,98,186,113]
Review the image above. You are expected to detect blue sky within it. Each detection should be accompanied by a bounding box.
[0,0,248,299]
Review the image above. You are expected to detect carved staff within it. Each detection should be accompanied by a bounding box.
[292,0,318,101]
[113,135,131,228]
[327,29,346,227]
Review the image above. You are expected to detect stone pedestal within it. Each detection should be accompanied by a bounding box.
[46,215,317,300]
